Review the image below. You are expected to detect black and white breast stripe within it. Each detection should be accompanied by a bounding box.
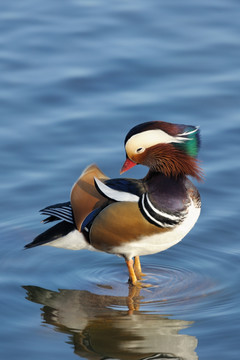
[40,202,74,224]
[139,193,186,228]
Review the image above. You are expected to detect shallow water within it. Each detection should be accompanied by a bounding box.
[1,1,240,359]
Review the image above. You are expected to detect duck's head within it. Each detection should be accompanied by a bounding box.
[120,121,203,181]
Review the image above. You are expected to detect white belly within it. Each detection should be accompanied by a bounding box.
[111,200,201,260]
[43,229,96,251]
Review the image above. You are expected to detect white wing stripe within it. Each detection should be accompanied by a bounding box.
[41,209,73,223]
[41,208,72,217]
[94,177,139,202]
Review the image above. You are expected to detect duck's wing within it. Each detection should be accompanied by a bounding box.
[94,177,145,201]
[70,164,109,231]
[93,177,185,229]
[104,178,145,197]
[40,202,73,224]
[94,178,141,202]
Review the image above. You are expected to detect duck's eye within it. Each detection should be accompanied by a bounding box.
[135,147,145,154]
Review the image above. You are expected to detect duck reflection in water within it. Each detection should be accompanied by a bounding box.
[23,285,198,360]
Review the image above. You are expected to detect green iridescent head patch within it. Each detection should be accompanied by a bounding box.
[173,125,200,158]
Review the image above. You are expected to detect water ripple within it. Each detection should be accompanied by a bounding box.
[72,259,216,314]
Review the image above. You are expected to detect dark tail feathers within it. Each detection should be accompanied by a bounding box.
[25,221,75,249]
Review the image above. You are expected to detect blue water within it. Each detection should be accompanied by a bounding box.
[1,0,240,359]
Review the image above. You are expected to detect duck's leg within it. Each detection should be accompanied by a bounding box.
[134,256,145,279]
[126,257,152,288]
[134,256,142,276]
[125,258,138,285]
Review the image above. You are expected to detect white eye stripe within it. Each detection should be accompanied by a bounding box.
[125,129,182,155]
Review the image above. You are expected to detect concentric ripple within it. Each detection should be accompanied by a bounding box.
[139,264,216,312]
[74,258,216,314]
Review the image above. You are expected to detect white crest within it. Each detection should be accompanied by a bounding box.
[125,129,189,155]
[178,126,199,136]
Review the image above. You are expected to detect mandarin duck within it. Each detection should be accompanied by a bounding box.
[26,121,202,285]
